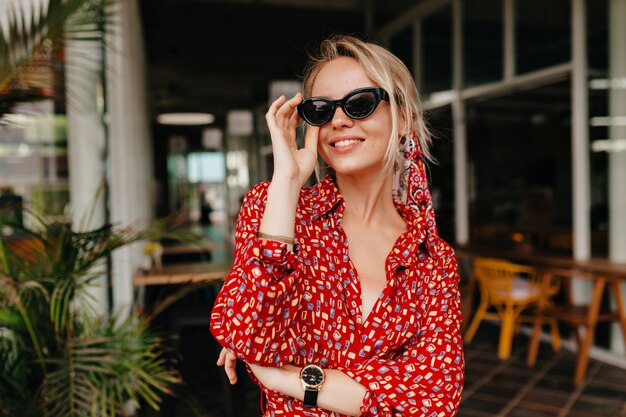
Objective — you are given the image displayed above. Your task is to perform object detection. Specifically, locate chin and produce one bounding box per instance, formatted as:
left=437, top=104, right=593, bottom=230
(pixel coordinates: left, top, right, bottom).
left=331, top=161, right=381, bottom=177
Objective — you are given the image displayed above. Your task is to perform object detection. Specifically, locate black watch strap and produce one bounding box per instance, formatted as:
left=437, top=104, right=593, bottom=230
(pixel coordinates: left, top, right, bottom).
left=303, top=388, right=319, bottom=408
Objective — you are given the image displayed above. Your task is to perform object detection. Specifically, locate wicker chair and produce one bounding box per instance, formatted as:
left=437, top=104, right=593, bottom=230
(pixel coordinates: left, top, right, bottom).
left=464, top=257, right=560, bottom=359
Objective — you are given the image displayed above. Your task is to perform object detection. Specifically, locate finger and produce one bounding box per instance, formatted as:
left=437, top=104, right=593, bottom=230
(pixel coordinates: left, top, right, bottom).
left=304, top=126, right=320, bottom=155
left=224, top=353, right=238, bottom=384
left=268, top=95, right=286, bottom=114
left=288, top=105, right=300, bottom=129
left=276, top=93, right=302, bottom=126
left=216, top=347, right=229, bottom=366
left=276, top=93, right=302, bottom=119
left=266, top=95, right=287, bottom=127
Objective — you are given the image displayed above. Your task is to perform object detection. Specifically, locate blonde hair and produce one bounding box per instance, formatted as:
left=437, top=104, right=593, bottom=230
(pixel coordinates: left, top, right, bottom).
left=301, top=35, right=432, bottom=176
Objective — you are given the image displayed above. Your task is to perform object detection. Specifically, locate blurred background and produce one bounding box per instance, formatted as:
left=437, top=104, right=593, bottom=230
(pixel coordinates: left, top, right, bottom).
left=1, top=0, right=626, bottom=416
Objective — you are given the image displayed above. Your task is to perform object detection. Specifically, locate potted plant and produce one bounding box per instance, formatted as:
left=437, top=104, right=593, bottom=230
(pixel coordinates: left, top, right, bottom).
left=1, top=3, right=205, bottom=413
left=0, top=209, right=200, bottom=417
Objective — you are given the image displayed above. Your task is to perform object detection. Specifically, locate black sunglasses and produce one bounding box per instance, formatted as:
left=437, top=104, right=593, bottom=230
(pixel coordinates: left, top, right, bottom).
left=297, top=87, right=390, bottom=126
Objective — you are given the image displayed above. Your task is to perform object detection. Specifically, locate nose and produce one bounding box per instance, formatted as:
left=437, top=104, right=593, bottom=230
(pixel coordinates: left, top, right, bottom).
left=330, top=105, right=354, bottom=129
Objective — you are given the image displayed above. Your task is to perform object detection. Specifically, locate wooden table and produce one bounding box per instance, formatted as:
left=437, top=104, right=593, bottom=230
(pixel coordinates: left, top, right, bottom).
left=161, top=241, right=214, bottom=256
left=159, top=241, right=215, bottom=263
left=133, top=261, right=231, bottom=286
left=455, top=247, right=626, bottom=385
left=133, top=261, right=232, bottom=309
left=454, top=247, right=626, bottom=276
left=527, top=266, right=626, bottom=385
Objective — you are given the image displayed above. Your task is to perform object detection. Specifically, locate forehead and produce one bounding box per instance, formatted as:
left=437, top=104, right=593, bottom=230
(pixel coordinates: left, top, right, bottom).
left=311, top=56, right=377, bottom=98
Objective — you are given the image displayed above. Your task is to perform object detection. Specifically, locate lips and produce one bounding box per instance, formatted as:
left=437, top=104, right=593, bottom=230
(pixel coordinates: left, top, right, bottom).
left=334, top=139, right=363, bottom=148
left=330, top=137, right=365, bottom=148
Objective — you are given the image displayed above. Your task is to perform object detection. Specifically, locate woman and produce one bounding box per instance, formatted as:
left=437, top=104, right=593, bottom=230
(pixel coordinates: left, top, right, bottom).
left=210, top=35, right=464, bottom=417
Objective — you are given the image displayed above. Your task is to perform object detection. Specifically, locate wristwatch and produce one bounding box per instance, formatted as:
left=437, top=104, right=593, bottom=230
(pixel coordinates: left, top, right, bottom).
left=299, top=363, right=325, bottom=408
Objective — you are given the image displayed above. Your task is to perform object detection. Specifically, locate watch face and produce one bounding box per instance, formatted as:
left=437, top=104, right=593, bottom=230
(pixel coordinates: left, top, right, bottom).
left=301, top=365, right=324, bottom=386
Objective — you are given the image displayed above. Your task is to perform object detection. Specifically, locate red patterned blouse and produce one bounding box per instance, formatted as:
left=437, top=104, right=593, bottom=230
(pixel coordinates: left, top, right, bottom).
left=210, top=175, right=464, bottom=417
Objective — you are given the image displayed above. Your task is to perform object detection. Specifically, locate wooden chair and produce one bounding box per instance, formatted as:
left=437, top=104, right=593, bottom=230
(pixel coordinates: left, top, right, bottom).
left=464, top=257, right=560, bottom=359
left=527, top=268, right=626, bottom=385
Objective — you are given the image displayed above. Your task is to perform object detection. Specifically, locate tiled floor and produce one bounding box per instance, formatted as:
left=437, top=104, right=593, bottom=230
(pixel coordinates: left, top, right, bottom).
left=461, top=324, right=626, bottom=417
left=140, top=314, right=626, bottom=417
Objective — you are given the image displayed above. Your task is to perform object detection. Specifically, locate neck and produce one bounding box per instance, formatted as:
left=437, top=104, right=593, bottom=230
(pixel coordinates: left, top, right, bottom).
left=335, top=171, right=399, bottom=226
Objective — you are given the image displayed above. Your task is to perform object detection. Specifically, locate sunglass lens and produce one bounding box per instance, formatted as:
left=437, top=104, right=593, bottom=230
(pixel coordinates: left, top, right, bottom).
left=344, top=91, right=377, bottom=119
left=301, top=100, right=334, bottom=126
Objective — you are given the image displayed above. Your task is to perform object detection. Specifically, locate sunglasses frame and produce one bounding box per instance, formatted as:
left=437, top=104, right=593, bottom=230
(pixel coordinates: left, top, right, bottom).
left=297, top=87, right=390, bottom=126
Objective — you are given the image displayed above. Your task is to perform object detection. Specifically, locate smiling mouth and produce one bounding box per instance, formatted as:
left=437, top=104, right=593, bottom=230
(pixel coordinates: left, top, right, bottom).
left=332, top=139, right=364, bottom=148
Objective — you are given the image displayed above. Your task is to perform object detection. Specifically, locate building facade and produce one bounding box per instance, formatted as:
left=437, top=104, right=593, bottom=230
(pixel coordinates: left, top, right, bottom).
left=1, top=0, right=624, bottom=354
left=378, top=0, right=625, bottom=355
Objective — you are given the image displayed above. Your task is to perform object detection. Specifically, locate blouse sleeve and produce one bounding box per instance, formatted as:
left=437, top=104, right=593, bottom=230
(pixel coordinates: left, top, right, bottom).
left=341, top=250, right=464, bottom=417
left=210, top=181, right=303, bottom=366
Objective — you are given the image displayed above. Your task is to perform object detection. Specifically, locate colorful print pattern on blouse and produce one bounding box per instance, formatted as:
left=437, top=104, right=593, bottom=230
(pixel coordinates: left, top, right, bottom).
left=210, top=175, right=464, bottom=417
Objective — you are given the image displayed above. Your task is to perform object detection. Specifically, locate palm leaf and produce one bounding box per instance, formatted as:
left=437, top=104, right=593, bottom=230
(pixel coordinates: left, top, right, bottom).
left=0, top=0, right=116, bottom=116
left=0, top=271, right=50, bottom=371
left=0, top=309, right=26, bottom=331
left=0, top=329, right=45, bottom=417
left=0, top=0, right=107, bottom=88
left=1, top=202, right=194, bottom=416
left=42, top=314, right=180, bottom=417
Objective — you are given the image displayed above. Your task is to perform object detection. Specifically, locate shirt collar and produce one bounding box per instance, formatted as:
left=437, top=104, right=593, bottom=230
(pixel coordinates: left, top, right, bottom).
left=302, top=175, right=432, bottom=261
left=391, top=200, right=432, bottom=267
left=303, top=174, right=343, bottom=221
left=393, top=200, right=429, bottom=248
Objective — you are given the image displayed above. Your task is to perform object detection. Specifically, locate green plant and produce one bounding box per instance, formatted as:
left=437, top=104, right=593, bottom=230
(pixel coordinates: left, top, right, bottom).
left=0, top=0, right=114, bottom=117
left=0, top=212, right=200, bottom=417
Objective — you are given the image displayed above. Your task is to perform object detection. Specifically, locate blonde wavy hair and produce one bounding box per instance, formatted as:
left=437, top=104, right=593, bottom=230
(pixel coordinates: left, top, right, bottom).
left=301, top=35, right=432, bottom=176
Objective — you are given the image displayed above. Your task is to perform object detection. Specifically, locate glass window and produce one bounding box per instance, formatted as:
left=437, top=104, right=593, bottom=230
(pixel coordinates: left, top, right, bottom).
left=463, top=0, right=503, bottom=87
left=515, top=0, right=570, bottom=74
left=587, top=0, right=626, bottom=260
left=389, top=26, right=414, bottom=75
left=427, top=105, right=455, bottom=243
left=188, top=152, right=225, bottom=183
left=186, top=152, right=228, bottom=233
left=422, top=4, right=453, bottom=97
left=589, top=89, right=609, bottom=258
left=467, top=80, right=572, bottom=255
left=167, top=153, right=188, bottom=213
left=1, top=101, right=69, bottom=224
left=587, top=0, right=608, bottom=73
left=588, top=0, right=609, bottom=258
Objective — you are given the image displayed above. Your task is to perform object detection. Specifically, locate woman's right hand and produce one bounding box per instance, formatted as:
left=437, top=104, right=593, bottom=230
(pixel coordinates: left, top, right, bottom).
left=265, top=94, right=319, bottom=188
left=217, top=347, right=238, bottom=385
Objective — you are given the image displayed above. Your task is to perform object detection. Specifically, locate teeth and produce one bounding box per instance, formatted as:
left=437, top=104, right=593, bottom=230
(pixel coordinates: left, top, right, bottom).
left=334, top=139, right=362, bottom=147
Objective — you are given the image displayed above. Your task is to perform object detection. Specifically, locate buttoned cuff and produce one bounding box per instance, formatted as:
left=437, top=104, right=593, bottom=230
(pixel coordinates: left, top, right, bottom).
left=245, top=238, right=298, bottom=281
left=359, top=389, right=383, bottom=417
left=343, top=368, right=392, bottom=417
